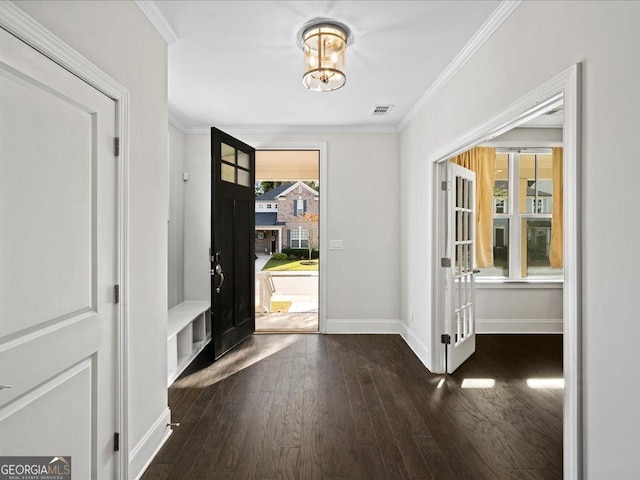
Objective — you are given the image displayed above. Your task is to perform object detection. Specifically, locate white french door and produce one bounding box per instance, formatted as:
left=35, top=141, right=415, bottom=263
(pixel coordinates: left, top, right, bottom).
left=444, top=163, right=477, bottom=373
left=0, top=26, right=118, bottom=478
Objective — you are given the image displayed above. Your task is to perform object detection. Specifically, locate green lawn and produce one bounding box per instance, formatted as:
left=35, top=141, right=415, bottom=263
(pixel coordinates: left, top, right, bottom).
left=262, top=259, right=319, bottom=272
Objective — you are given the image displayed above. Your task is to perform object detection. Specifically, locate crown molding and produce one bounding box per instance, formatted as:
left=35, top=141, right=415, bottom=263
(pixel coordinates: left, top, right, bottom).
left=135, top=0, right=178, bottom=44
left=168, top=113, right=188, bottom=133
left=174, top=124, right=400, bottom=136
left=398, top=0, right=522, bottom=131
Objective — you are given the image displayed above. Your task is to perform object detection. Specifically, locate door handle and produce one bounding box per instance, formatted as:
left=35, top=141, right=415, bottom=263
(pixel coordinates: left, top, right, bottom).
left=0, top=385, right=11, bottom=391
left=214, top=263, right=225, bottom=293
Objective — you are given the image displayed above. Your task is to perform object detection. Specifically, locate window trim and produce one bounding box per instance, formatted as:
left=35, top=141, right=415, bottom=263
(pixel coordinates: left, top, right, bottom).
left=290, top=228, right=309, bottom=248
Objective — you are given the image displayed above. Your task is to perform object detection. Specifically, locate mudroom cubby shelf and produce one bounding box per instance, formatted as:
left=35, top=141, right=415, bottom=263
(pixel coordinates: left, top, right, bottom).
left=167, top=301, right=211, bottom=386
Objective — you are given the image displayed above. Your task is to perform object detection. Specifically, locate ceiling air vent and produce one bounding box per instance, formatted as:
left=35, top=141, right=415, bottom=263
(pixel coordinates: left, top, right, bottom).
left=371, top=105, right=393, bottom=116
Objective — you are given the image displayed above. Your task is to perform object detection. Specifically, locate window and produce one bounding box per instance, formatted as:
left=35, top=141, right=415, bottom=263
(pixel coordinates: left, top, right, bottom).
left=478, top=150, right=562, bottom=279
left=290, top=229, right=309, bottom=248
left=267, top=203, right=272, bottom=209
left=296, top=199, right=304, bottom=216
left=220, top=142, right=251, bottom=187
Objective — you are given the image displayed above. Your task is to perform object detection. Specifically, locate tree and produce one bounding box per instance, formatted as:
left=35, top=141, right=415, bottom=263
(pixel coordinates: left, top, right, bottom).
left=255, top=181, right=286, bottom=196
left=300, top=212, right=319, bottom=263
left=304, top=181, right=320, bottom=192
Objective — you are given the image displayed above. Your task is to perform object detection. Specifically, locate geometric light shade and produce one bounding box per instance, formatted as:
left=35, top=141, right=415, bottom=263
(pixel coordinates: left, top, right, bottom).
left=301, top=22, right=349, bottom=92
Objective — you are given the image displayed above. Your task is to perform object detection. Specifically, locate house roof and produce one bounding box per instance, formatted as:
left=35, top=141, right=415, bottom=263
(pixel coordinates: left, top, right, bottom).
left=255, top=213, right=284, bottom=227
left=256, top=181, right=319, bottom=201
left=527, top=187, right=552, bottom=197
left=255, top=183, right=294, bottom=201
left=277, top=181, right=319, bottom=198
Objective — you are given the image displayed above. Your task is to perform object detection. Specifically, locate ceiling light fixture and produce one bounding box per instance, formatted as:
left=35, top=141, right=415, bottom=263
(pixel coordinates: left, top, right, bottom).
left=300, top=20, right=350, bottom=92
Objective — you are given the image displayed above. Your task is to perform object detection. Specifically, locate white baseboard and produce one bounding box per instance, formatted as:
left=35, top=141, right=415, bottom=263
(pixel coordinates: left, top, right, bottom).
left=130, top=407, right=172, bottom=480
left=477, top=319, right=563, bottom=334
left=325, top=318, right=401, bottom=334
left=399, top=323, right=432, bottom=371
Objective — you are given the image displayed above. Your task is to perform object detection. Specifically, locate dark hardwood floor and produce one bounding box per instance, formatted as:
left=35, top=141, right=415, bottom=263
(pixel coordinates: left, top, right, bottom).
left=142, top=334, right=562, bottom=480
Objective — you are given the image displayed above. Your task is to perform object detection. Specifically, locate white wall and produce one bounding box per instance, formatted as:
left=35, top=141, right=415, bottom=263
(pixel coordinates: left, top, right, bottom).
left=183, top=134, right=211, bottom=302
left=183, top=132, right=401, bottom=329
left=476, top=284, right=562, bottom=333
left=168, top=124, right=185, bottom=308
left=400, top=1, right=640, bottom=477
left=13, top=1, right=170, bottom=477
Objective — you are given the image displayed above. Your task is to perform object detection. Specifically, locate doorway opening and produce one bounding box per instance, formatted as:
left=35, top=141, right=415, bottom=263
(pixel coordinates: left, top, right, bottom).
left=254, top=150, right=320, bottom=333
left=431, top=65, right=581, bottom=478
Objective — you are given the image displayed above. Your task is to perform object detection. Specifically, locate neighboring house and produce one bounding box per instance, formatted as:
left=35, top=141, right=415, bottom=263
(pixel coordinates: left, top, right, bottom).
left=255, top=181, right=319, bottom=254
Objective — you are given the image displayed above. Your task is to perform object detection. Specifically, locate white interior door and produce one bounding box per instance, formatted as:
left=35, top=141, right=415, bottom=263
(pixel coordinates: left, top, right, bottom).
left=445, top=162, right=476, bottom=373
left=0, top=26, right=118, bottom=479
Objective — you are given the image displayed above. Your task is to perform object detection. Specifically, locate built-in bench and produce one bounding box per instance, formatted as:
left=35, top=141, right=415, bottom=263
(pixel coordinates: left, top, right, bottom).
left=167, top=301, right=211, bottom=386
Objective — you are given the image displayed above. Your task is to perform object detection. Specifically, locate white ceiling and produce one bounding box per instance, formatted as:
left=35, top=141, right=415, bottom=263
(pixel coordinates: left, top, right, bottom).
left=151, top=1, right=506, bottom=132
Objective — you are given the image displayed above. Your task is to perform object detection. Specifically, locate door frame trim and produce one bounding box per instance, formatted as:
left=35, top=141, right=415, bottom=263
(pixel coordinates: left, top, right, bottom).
left=0, top=3, right=131, bottom=478
left=429, top=64, right=581, bottom=479
left=251, top=142, right=327, bottom=334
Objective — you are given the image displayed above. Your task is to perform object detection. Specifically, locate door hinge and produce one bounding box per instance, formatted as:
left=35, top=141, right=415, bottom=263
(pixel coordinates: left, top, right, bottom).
left=114, top=432, right=120, bottom=452
left=441, top=334, right=451, bottom=345
left=441, top=180, right=451, bottom=191
left=114, top=284, right=120, bottom=304
left=441, top=257, right=451, bottom=268
left=114, top=137, right=120, bottom=157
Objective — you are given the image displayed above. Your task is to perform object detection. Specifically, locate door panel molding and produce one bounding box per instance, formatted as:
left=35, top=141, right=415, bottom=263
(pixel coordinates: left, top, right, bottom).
left=0, top=308, right=94, bottom=352
left=0, top=4, right=131, bottom=478
left=0, top=357, right=95, bottom=478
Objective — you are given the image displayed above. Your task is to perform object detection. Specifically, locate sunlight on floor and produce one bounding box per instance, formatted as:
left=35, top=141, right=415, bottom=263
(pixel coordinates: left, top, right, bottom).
left=171, top=335, right=305, bottom=389
left=461, top=378, right=495, bottom=389
left=200, top=334, right=303, bottom=387
left=527, top=378, right=564, bottom=389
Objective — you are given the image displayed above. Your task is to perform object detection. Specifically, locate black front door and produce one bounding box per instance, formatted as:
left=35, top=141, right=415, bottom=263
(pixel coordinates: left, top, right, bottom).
left=210, top=127, right=255, bottom=359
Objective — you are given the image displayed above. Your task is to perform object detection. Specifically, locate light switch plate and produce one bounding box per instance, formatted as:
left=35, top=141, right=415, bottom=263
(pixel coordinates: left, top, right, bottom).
left=330, top=239, right=344, bottom=250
